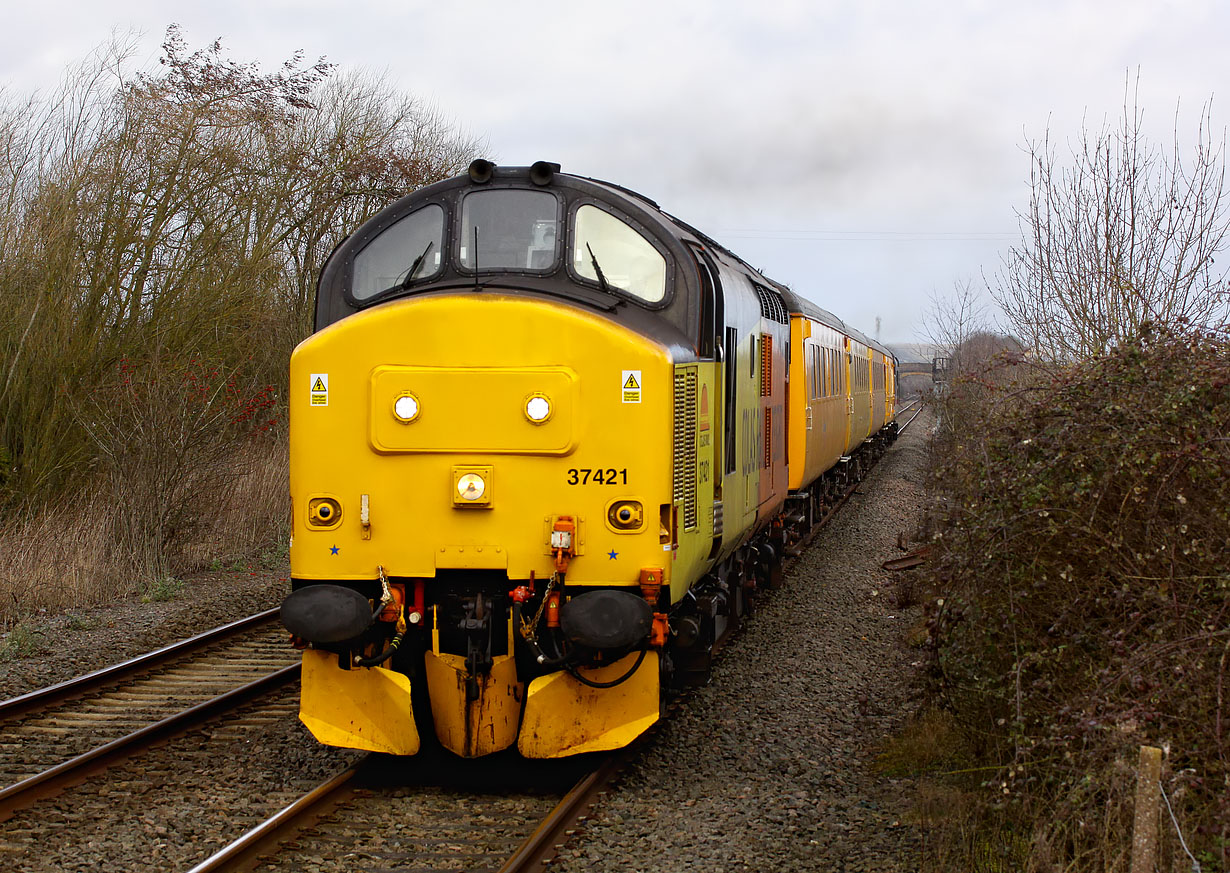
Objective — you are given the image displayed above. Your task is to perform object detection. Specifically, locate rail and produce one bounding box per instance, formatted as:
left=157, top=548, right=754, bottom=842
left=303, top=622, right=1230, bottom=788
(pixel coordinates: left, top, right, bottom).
left=186, top=762, right=361, bottom=873
left=0, top=607, right=295, bottom=821
left=0, top=607, right=280, bottom=720
left=0, top=664, right=299, bottom=822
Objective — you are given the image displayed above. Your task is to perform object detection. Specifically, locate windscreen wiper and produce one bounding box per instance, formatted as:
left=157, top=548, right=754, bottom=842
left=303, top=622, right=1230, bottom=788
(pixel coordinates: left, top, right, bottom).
left=400, top=241, right=434, bottom=290
left=586, top=243, right=611, bottom=294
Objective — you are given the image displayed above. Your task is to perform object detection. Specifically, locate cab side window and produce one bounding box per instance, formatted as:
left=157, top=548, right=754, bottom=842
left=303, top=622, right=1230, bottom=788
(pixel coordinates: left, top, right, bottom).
left=352, top=205, right=445, bottom=300
left=572, top=205, right=667, bottom=303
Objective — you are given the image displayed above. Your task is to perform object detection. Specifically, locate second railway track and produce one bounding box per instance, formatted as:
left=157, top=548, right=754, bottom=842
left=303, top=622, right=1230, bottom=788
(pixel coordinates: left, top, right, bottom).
left=0, top=609, right=300, bottom=821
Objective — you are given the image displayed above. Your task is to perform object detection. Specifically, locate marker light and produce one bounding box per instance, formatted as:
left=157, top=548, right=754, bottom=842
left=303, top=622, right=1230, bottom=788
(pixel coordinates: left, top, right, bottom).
left=457, top=473, right=486, bottom=501
left=393, top=393, right=420, bottom=422
left=607, top=499, right=644, bottom=531
left=308, top=497, right=343, bottom=528
left=525, top=394, right=551, bottom=423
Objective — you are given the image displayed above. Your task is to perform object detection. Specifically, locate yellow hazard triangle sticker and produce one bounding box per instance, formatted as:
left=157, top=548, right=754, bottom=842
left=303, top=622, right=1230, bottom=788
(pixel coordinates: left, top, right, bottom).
left=310, top=373, right=329, bottom=407
left=621, top=370, right=642, bottom=404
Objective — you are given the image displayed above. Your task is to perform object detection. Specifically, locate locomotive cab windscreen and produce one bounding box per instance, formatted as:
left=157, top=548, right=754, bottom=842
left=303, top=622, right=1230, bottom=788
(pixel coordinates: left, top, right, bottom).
left=312, top=164, right=715, bottom=360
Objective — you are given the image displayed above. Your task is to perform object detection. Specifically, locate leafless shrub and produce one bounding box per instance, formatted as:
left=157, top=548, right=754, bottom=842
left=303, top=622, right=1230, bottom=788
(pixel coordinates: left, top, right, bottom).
left=922, top=277, right=991, bottom=373
left=994, top=76, right=1230, bottom=362
left=78, top=354, right=279, bottom=579
left=186, top=436, right=290, bottom=570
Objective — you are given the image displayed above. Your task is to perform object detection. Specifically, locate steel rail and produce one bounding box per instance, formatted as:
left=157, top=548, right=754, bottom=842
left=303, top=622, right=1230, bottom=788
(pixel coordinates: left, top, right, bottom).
left=185, top=761, right=361, bottom=873
left=0, top=607, right=281, bottom=721
left=898, top=401, right=925, bottom=432
left=498, top=754, right=625, bottom=873
left=0, top=663, right=300, bottom=822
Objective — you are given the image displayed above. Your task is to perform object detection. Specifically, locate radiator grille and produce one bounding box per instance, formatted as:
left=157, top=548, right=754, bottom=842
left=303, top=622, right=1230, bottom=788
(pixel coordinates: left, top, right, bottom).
left=673, top=368, right=698, bottom=530
left=754, top=284, right=788, bottom=323
left=760, top=334, right=773, bottom=396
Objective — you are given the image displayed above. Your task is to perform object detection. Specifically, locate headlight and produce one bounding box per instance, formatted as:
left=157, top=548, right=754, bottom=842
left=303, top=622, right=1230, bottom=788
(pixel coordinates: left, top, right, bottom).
left=393, top=393, right=420, bottom=422
left=452, top=466, right=493, bottom=507
left=457, top=473, right=486, bottom=501
left=524, top=394, right=551, bottom=423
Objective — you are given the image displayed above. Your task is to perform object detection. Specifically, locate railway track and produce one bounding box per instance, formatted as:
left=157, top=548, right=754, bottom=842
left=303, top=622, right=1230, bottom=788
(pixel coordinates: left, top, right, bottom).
left=896, top=397, right=924, bottom=431
left=0, top=608, right=300, bottom=822
left=189, top=750, right=603, bottom=873
left=189, top=406, right=930, bottom=873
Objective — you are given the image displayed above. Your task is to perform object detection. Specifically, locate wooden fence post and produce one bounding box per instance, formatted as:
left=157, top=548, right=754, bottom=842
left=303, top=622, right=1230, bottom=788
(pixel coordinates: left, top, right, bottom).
left=1130, top=745, right=1163, bottom=873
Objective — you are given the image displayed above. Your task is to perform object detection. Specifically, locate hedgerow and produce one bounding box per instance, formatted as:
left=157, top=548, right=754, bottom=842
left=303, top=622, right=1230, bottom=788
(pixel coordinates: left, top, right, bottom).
left=926, top=328, right=1229, bottom=871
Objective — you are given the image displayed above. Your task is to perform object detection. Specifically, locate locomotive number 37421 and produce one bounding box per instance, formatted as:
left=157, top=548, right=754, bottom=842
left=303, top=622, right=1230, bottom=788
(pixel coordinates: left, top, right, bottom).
left=566, top=468, right=628, bottom=485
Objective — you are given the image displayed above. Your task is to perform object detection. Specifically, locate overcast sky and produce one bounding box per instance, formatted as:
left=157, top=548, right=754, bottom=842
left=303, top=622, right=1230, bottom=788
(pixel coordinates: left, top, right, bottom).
left=4, top=0, right=1226, bottom=343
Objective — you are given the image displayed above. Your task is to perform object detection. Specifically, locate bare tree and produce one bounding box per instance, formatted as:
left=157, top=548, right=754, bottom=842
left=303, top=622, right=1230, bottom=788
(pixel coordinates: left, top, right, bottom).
left=921, top=276, right=989, bottom=377
left=994, top=77, right=1230, bottom=361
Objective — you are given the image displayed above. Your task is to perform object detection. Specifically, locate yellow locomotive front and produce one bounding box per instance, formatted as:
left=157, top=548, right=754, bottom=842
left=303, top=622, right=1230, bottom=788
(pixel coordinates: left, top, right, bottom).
left=282, top=162, right=688, bottom=759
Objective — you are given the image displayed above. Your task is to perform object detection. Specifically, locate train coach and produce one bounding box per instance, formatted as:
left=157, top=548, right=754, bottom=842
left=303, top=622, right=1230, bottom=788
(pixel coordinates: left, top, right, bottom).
left=280, top=161, right=898, bottom=759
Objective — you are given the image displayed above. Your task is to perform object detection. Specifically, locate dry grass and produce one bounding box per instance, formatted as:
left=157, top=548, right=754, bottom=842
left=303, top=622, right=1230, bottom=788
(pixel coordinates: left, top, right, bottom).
left=876, top=709, right=1034, bottom=872
left=180, top=437, right=289, bottom=570
left=874, top=708, right=966, bottom=777
left=0, top=492, right=124, bottom=628
left=0, top=439, right=288, bottom=630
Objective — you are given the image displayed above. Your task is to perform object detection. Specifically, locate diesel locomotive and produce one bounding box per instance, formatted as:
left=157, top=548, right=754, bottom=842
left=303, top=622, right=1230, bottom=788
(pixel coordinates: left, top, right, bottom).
left=280, top=160, right=898, bottom=759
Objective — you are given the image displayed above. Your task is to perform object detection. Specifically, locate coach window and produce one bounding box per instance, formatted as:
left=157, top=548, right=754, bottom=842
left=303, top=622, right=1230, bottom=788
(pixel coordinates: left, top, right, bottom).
left=352, top=204, right=445, bottom=300
left=460, top=189, right=559, bottom=272
left=572, top=205, right=667, bottom=303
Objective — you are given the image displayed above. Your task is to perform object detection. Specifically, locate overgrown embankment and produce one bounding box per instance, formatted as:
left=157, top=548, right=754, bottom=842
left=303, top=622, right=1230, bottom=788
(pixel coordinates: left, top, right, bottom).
left=922, top=331, right=1228, bottom=871
left=0, top=28, right=481, bottom=624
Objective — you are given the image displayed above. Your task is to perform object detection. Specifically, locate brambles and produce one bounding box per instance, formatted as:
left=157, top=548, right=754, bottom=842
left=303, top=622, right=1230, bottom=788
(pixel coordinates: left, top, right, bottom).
left=925, top=328, right=1229, bottom=870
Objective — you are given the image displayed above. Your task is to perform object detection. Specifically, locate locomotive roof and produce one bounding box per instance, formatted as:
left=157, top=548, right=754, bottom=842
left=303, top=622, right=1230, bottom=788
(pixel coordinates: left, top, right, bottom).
left=315, top=161, right=894, bottom=363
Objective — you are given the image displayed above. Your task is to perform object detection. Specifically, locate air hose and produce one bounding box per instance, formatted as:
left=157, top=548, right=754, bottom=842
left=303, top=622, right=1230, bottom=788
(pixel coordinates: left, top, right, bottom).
left=355, top=566, right=403, bottom=667
left=565, top=644, right=648, bottom=689
left=514, top=602, right=571, bottom=668
left=353, top=629, right=404, bottom=667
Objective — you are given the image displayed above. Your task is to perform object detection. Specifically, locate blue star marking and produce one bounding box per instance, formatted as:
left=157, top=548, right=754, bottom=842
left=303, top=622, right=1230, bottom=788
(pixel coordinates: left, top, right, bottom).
left=607, top=549, right=618, bottom=560
left=330, top=545, right=340, bottom=555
